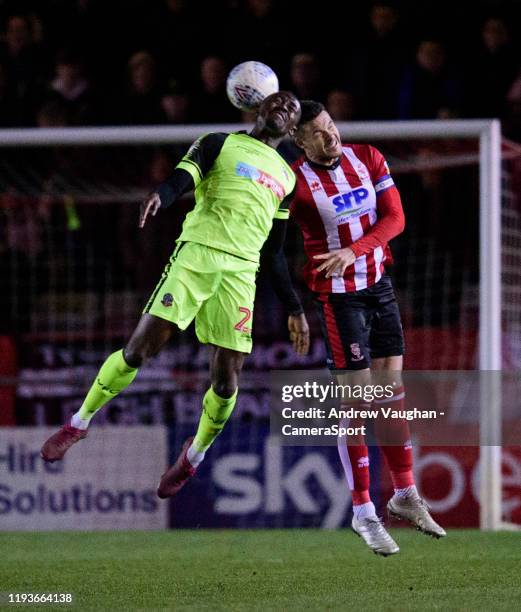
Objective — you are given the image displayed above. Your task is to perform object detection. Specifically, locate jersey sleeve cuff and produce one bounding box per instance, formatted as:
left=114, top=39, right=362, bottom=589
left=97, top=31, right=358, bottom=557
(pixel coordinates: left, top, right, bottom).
left=274, top=209, right=290, bottom=220
left=177, top=160, right=203, bottom=187
left=350, top=242, right=363, bottom=258
left=158, top=183, right=175, bottom=208
left=289, top=306, right=304, bottom=316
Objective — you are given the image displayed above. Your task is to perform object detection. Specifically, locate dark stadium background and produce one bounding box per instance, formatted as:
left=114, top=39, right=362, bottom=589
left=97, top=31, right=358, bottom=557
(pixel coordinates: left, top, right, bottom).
left=0, top=0, right=519, bottom=130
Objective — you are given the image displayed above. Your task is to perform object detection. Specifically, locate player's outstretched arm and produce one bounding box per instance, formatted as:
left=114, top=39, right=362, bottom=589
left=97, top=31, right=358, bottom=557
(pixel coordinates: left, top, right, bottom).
left=139, top=168, right=195, bottom=228
left=139, top=132, right=228, bottom=228
left=346, top=147, right=405, bottom=256
left=260, top=218, right=310, bottom=356
left=348, top=186, right=405, bottom=257
left=139, top=192, right=162, bottom=227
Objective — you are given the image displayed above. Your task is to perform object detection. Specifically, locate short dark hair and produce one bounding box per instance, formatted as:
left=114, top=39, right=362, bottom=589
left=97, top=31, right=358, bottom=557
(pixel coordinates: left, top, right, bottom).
left=298, top=100, right=325, bottom=127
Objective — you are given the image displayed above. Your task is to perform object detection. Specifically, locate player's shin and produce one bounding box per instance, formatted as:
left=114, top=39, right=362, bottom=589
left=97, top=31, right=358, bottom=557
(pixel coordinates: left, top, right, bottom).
left=72, top=349, right=138, bottom=429
left=340, top=410, right=400, bottom=555
left=187, top=387, right=238, bottom=467
left=378, top=390, right=446, bottom=537
left=374, top=386, right=417, bottom=498
left=337, top=410, right=375, bottom=518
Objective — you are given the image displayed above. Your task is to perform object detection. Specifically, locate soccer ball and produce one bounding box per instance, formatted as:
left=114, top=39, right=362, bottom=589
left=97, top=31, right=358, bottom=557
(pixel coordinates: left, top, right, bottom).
left=226, top=61, right=279, bottom=112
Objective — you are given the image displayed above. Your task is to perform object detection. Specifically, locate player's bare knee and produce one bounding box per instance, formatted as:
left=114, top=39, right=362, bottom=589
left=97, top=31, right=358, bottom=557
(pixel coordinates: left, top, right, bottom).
left=371, top=355, right=403, bottom=371
left=124, top=333, right=163, bottom=367
left=122, top=347, right=144, bottom=368
left=212, top=380, right=237, bottom=399
left=371, top=356, right=403, bottom=388
left=336, top=368, right=371, bottom=388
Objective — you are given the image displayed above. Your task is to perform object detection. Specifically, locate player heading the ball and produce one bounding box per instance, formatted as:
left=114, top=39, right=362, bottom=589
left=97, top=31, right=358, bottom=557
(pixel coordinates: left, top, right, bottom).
left=41, top=89, right=310, bottom=503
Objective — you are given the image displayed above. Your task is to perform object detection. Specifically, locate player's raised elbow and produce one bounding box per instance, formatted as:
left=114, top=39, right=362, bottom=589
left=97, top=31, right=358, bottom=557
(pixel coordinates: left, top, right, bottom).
left=395, top=210, right=405, bottom=235
left=378, top=186, right=405, bottom=237
left=384, top=208, right=405, bottom=240
left=391, top=189, right=405, bottom=235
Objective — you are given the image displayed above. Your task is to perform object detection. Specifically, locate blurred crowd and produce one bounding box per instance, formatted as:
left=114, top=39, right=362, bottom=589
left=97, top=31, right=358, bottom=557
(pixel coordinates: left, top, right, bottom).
left=0, top=0, right=520, bottom=139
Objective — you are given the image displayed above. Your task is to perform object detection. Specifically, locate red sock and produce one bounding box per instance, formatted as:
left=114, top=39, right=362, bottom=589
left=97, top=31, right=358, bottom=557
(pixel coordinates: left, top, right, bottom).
left=337, top=409, right=371, bottom=504
left=374, top=387, right=415, bottom=489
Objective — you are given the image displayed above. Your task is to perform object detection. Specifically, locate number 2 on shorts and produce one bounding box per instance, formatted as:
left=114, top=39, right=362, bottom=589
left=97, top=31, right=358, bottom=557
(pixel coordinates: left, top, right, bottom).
left=234, top=306, right=252, bottom=332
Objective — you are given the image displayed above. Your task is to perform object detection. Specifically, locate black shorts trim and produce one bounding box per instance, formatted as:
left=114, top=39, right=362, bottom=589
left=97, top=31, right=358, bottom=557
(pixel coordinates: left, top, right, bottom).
left=314, top=274, right=404, bottom=371
left=143, top=242, right=186, bottom=313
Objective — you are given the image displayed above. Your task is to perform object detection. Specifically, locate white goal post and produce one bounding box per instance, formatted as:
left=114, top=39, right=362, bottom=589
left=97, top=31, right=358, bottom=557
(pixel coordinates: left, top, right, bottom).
left=0, top=119, right=504, bottom=530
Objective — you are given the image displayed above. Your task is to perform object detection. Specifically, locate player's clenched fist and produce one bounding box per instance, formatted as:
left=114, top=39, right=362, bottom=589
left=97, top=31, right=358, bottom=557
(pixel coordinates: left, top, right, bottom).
left=139, top=192, right=161, bottom=228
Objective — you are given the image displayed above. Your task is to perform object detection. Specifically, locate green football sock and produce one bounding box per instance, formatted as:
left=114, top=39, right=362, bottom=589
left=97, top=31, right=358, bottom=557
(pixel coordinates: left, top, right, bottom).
left=78, top=349, right=138, bottom=420
left=192, top=387, right=238, bottom=452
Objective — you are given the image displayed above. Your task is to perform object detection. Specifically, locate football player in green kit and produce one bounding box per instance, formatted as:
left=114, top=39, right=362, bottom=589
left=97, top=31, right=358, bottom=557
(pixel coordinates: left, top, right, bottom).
left=41, top=92, right=310, bottom=499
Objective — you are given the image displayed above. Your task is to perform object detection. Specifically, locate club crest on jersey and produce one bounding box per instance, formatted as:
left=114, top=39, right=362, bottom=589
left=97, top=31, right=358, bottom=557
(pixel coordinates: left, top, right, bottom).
left=356, top=163, right=370, bottom=181
left=357, top=455, right=369, bottom=468
left=331, top=188, right=369, bottom=213
left=186, top=138, right=202, bottom=158
left=161, top=293, right=174, bottom=307
left=236, top=161, right=285, bottom=200
left=350, top=343, right=364, bottom=362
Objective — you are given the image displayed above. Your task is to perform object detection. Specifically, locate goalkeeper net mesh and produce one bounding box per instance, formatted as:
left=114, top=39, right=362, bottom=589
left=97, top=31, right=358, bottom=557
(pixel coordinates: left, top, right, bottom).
left=0, top=131, right=520, bottom=528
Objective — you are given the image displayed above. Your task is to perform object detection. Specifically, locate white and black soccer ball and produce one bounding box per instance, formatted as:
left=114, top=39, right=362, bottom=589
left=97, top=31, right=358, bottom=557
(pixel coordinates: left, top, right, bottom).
left=226, top=61, right=279, bottom=112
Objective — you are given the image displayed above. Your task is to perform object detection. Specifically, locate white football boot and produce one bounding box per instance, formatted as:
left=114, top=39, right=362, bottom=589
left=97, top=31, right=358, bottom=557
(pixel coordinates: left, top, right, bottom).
left=387, top=494, right=447, bottom=538
left=351, top=515, right=400, bottom=556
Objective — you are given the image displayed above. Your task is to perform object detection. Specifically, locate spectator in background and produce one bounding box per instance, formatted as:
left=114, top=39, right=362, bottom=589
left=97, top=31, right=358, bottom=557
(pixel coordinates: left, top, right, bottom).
left=326, top=89, right=356, bottom=121
left=144, top=0, right=199, bottom=85
left=289, top=53, right=323, bottom=100
left=466, top=17, right=519, bottom=118
left=36, top=99, right=69, bottom=128
left=232, top=0, right=288, bottom=76
left=348, top=3, right=407, bottom=119
left=161, top=80, right=189, bottom=124
left=42, top=0, right=131, bottom=86
left=190, top=55, right=240, bottom=123
left=121, top=51, right=164, bottom=125
left=0, top=14, right=47, bottom=125
left=0, top=62, right=17, bottom=126
left=504, top=71, right=521, bottom=142
left=399, top=40, right=462, bottom=119
left=43, top=50, right=96, bottom=125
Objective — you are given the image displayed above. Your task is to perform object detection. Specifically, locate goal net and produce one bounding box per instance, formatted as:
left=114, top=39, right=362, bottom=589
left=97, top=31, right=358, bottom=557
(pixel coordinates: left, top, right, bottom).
left=0, top=121, right=519, bottom=531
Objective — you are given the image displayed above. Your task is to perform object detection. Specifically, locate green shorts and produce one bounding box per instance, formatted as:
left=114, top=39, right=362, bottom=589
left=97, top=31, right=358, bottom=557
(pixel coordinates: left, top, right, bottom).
left=144, top=242, right=257, bottom=353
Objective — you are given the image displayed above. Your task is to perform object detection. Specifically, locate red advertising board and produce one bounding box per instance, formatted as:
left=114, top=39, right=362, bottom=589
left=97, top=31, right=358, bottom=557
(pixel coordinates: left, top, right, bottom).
left=382, top=446, right=521, bottom=527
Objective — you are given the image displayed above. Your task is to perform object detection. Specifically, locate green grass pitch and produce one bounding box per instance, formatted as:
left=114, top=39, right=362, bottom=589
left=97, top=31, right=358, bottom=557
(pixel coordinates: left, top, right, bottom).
left=1, top=529, right=520, bottom=611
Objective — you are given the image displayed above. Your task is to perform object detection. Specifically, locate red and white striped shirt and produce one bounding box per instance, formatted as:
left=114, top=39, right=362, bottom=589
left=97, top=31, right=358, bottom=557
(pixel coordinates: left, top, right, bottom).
left=290, top=144, right=405, bottom=293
